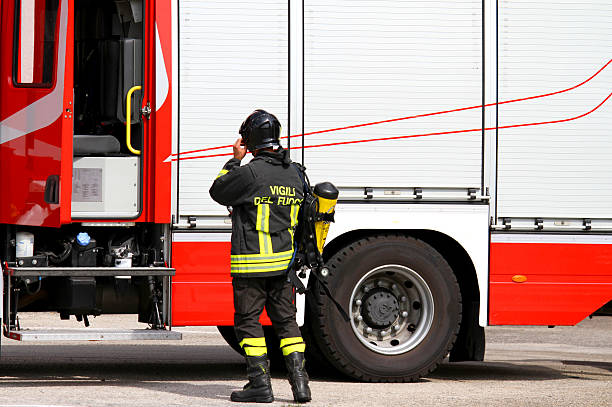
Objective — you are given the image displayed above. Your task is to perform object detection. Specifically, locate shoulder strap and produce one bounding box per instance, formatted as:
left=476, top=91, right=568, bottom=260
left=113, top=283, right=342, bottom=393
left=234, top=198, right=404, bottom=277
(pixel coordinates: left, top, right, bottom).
left=292, top=162, right=311, bottom=195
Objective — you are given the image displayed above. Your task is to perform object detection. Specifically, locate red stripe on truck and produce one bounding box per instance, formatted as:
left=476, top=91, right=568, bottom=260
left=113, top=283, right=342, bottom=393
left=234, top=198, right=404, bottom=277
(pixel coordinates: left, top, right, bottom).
left=171, top=240, right=272, bottom=326
left=489, top=242, right=612, bottom=325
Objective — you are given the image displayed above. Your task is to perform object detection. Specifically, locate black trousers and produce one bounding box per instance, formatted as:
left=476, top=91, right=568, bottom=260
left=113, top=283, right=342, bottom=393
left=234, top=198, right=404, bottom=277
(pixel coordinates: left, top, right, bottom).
left=232, top=275, right=301, bottom=343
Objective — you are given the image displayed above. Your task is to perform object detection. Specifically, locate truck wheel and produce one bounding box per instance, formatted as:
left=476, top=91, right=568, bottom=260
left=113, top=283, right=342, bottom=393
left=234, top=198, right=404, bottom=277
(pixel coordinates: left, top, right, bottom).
left=301, top=310, right=338, bottom=375
left=217, top=326, right=243, bottom=355
left=309, top=235, right=461, bottom=382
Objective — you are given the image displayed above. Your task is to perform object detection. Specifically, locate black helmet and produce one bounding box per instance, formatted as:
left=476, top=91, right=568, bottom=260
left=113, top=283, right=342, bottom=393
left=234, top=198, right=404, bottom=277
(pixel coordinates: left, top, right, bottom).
left=239, top=109, right=281, bottom=152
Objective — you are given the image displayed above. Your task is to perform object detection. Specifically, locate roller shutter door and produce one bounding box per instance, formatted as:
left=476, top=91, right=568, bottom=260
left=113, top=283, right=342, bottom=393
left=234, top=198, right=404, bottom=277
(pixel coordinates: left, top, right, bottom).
left=177, top=1, right=289, bottom=218
left=303, top=1, right=483, bottom=189
left=497, top=0, right=612, bottom=219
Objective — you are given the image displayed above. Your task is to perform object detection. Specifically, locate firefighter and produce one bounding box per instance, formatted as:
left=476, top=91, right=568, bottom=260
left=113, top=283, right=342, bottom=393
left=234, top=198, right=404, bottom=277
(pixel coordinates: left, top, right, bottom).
left=209, top=110, right=311, bottom=404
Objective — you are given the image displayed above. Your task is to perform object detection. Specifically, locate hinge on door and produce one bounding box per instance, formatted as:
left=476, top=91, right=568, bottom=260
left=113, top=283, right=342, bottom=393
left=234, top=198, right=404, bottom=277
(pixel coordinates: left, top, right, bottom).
left=141, top=102, right=152, bottom=119
left=502, top=218, right=511, bottom=230
left=413, top=188, right=423, bottom=200
left=188, top=216, right=197, bottom=228
left=535, top=218, right=544, bottom=230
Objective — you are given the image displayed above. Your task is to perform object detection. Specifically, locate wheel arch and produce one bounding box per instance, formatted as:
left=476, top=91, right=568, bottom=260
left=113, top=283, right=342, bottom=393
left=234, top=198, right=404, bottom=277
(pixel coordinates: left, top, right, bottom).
left=322, top=228, right=485, bottom=361
left=323, top=229, right=479, bottom=304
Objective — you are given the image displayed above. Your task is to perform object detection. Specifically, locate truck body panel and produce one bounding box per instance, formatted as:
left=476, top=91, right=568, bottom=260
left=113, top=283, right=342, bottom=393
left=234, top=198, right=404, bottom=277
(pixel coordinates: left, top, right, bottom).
left=1, top=1, right=611, bottom=369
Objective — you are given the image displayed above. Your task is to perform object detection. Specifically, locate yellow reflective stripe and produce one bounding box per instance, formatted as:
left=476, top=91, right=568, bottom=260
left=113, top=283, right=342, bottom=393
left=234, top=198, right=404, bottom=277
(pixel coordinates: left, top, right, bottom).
left=290, top=204, right=300, bottom=227
left=231, top=250, right=293, bottom=263
left=262, top=204, right=270, bottom=233
left=280, top=337, right=305, bottom=356
left=279, top=337, right=304, bottom=347
left=257, top=205, right=265, bottom=253
left=231, top=259, right=291, bottom=273
left=257, top=204, right=272, bottom=254
left=244, top=346, right=267, bottom=356
left=288, top=204, right=300, bottom=247
left=240, top=337, right=266, bottom=348
left=240, top=337, right=268, bottom=357
left=281, top=343, right=305, bottom=355
left=216, top=169, right=229, bottom=179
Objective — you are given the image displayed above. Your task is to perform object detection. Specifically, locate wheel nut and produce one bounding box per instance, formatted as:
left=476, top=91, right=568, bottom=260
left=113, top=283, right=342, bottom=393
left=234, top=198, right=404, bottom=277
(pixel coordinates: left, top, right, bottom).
left=366, top=327, right=373, bottom=334
left=380, top=330, right=387, bottom=336
left=401, top=311, right=409, bottom=318
left=391, top=284, right=397, bottom=290
left=355, top=299, right=362, bottom=306
left=357, top=315, right=363, bottom=322
left=400, top=296, right=407, bottom=302
left=394, top=325, right=400, bottom=331
left=377, top=280, right=384, bottom=287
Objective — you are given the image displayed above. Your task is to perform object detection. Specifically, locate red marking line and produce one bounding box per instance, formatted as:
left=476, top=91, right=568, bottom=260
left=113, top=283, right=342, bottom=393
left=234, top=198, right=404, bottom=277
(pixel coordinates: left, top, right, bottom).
left=172, top=91, right=612, bottom=162
left=168, top=59, right=612, bottom=162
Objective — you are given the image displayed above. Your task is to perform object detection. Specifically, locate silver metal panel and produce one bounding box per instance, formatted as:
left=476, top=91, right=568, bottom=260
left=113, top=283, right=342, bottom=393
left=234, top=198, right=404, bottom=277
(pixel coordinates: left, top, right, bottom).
left=7, top=329, right=182, bottom=342
left=497, top=0, right=612, bottom=219
left=72, top=156, right=139, bottom=218
left=303, top=0, right=483, bottom=189
left=177, top=1, right=289, bottom=217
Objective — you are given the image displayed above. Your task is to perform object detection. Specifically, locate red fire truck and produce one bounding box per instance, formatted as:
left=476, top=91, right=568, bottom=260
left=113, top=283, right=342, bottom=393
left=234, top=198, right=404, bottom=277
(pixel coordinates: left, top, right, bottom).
left=1, top=0, right=611, bottom=382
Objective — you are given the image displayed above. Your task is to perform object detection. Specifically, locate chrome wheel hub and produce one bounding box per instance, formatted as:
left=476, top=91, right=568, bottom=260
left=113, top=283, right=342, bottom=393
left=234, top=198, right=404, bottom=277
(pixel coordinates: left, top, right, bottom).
left=349, top=264, right=434, bottom=355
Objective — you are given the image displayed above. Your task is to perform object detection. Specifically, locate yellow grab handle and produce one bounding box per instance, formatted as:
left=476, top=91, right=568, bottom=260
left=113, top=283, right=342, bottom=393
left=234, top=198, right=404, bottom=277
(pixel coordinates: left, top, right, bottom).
left=126, top=85, right=142, bottom=155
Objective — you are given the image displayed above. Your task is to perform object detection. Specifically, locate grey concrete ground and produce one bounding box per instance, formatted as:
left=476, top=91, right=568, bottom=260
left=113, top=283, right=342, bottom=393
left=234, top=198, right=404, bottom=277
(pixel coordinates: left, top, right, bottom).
left=0, top=313, right=610, bottom=407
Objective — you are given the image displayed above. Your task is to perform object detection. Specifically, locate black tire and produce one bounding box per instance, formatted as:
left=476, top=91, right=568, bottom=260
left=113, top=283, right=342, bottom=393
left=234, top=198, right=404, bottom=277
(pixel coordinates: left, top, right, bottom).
left=308, top=234, right=461, bottom=382
left=217, top=326, right=243, bottom=355
left=301, top=310, right=338, bottom=376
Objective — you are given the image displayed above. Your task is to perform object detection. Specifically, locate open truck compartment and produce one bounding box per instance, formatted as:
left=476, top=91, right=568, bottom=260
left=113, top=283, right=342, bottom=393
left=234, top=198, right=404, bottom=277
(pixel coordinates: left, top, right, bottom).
left=72, top=0, right=143, bottom=219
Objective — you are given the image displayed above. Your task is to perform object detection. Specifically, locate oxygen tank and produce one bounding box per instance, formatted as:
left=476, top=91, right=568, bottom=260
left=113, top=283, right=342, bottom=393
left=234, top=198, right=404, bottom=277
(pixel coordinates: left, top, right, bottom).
left=313, top=182, right=339, bottom=254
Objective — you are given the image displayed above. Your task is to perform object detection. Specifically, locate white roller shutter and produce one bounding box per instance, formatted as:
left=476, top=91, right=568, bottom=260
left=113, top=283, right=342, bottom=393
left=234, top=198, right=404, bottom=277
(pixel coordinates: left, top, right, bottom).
left=497, top=0, right=612, bottom=219
left=303, top=1, right=483, bottom=188
left=177, top=1, right=289, bottom=218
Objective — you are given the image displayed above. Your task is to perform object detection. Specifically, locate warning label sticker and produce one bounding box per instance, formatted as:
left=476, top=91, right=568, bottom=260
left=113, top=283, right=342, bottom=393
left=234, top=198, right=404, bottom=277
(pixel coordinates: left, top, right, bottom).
left=72, top=168, right=103, bottom=202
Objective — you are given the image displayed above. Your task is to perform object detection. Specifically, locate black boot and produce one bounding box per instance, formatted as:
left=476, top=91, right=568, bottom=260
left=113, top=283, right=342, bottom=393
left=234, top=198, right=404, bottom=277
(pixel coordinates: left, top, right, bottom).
left=231, top=355, right=274, bottom=403
left=284, top=352, right=311, bottom=403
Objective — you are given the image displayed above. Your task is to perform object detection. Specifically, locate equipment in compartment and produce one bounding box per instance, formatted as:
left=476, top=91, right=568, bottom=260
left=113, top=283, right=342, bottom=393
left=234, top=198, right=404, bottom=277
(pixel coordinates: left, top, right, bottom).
left=70, top=232, right=100, bottom=267
left=72, top=156, right=139, bottom=218
left=15, top=232, right=34, bottom=258
left=106, top=236, right=137, bottom=268
left=15, top=231, right=47, bottom=266
left=56, top=277, right=98, bottom=318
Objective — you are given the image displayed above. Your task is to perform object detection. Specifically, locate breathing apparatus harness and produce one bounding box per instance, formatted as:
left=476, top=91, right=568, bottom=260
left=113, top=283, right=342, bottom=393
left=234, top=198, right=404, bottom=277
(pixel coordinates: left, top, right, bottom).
left=287, top=163, right=350, bottom=322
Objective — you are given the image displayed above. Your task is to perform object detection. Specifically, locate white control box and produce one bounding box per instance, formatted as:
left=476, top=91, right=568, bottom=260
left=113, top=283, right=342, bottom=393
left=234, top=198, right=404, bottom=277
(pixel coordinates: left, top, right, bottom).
left=72, top=156, right=139, bottom=218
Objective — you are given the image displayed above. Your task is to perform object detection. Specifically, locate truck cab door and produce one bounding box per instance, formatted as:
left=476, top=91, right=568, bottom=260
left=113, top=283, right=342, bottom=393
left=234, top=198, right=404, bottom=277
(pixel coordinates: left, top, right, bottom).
left=0, top=0, right=73, bottom=227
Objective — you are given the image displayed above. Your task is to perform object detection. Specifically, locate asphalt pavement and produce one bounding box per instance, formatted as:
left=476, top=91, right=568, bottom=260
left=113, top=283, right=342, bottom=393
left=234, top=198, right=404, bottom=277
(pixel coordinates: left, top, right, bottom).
left=0, top=313, right=610, bottom=407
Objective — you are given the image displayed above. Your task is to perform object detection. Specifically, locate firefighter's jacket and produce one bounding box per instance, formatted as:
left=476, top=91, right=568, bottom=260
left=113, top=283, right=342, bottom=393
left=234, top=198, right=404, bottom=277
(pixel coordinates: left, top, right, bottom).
left=209, top=147, right=304, bottom=277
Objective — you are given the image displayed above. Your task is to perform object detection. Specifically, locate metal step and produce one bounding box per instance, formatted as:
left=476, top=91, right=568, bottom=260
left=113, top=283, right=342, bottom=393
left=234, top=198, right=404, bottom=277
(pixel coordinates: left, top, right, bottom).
left=5, top=328, right=182, bottom=342
left=8, top=266, right=175, bottom=277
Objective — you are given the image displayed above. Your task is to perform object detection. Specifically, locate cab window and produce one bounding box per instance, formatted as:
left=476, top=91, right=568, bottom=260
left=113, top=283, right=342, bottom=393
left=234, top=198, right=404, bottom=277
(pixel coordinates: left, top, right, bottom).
left=13, top=0, right=59, bottom=86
